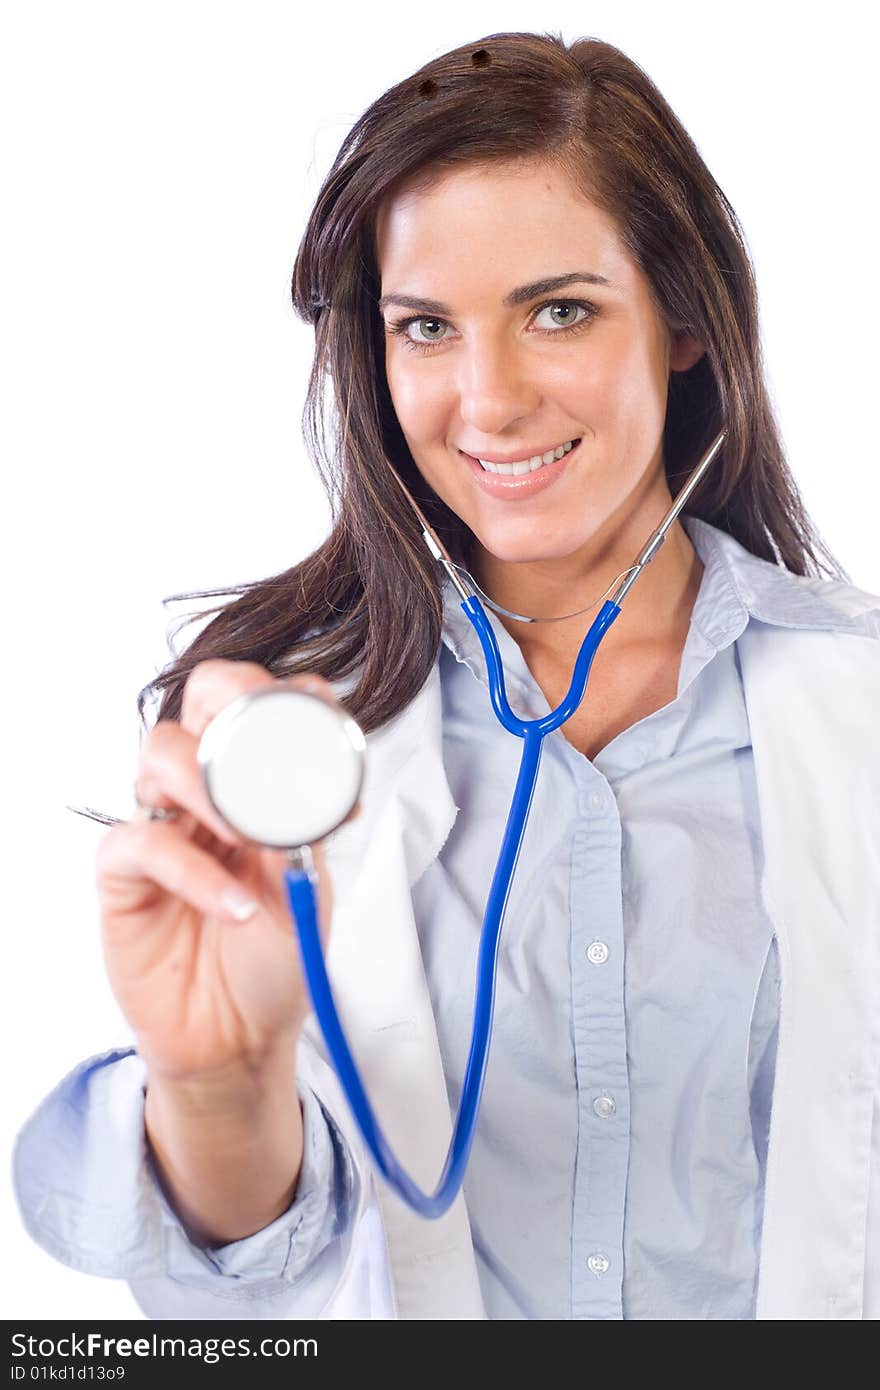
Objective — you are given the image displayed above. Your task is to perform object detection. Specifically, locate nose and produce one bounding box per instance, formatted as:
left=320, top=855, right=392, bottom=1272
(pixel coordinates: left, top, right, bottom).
left=455, top=332, right=542, bottom=438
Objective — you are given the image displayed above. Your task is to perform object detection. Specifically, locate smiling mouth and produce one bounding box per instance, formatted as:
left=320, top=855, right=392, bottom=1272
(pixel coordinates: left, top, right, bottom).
left=458, top=438, right=582, bottom=499
left=460, top=438, right=581, bottom=476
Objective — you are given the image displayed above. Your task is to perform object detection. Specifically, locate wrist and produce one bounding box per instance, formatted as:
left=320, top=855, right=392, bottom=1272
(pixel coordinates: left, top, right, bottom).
left=142, top=1037, right=306, bottom=1248
left=142, top=1031, right=302, bottom=1117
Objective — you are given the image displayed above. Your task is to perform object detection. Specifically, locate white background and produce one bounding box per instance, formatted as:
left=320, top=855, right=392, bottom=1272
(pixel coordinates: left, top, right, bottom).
left=2, top=0, right=877, bottom=1320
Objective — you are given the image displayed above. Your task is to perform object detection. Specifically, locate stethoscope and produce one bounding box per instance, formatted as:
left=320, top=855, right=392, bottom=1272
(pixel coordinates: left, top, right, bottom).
left=197, top=429, right=727, bottom=1218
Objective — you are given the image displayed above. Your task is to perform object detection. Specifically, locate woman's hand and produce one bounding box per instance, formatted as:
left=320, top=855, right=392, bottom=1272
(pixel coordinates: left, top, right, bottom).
left=95, top=660, right=359, bottom=1083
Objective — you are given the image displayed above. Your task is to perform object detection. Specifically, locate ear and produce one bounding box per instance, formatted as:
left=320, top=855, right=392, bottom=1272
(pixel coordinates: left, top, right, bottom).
left=669, top=330, right=705, bottom=373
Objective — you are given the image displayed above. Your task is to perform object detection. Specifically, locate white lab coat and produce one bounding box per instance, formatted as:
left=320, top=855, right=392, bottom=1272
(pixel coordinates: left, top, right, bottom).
left=128, top=571, right=880, bottom=1321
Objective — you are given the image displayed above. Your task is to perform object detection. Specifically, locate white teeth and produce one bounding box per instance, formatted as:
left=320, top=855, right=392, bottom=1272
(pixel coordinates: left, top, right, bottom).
left=477, top=439, right=578, bottom=475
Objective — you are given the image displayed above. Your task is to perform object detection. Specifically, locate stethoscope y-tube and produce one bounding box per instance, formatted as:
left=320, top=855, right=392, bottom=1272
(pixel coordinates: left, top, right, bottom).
left=280, top=430, right=727, bottom=1218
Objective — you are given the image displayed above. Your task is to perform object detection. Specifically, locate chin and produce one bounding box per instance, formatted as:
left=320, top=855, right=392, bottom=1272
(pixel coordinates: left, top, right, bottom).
left=472, top=522, right=583, bottom=558
left=477, top=536, right=580, bottom=566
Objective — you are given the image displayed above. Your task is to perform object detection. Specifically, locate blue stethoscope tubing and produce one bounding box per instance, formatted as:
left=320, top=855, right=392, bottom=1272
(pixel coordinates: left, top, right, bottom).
left=283, top=592, right=622, bottom=1218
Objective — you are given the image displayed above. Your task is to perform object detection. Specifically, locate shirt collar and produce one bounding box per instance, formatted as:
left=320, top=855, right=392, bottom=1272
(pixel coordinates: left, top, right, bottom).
left=683, top=515, right=872, bottom=639
left=440, top=513, right=873, bottom=687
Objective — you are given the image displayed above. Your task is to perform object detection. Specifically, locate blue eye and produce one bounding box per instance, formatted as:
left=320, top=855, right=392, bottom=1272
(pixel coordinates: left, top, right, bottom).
left=384, top=298, right=599, bottom=355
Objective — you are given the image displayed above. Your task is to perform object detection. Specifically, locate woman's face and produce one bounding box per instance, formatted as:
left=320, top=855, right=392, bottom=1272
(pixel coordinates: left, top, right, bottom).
left=375, top=159, right=703, bottom=592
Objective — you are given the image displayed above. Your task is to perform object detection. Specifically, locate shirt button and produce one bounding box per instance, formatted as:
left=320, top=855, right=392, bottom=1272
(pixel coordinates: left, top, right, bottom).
left=590, top=791, right=603, bottom=809
left=593, top=1094, right=616, bottom=1119
left=587, top=1252, right=610, bottom=1274
left=586, top=940, right=609, bottom=964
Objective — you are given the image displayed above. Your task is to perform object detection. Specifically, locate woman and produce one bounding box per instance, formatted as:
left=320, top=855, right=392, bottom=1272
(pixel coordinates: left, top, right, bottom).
left=14, top=32, right=880, bottom=1320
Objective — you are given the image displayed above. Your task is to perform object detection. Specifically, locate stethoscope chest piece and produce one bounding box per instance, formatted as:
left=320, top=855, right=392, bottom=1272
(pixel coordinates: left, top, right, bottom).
left=197, top=686, right=365, bottom=849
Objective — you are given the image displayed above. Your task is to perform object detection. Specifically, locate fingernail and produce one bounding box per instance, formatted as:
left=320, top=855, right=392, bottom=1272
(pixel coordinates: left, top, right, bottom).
left=220, top=888, right=259, bottom=922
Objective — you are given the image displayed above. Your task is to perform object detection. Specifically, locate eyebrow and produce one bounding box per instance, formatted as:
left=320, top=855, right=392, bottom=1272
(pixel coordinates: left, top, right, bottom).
left=377, top=271, right=611, bottom=316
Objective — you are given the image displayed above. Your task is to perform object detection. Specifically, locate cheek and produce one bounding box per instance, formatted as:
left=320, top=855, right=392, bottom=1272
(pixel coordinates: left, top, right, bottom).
left=583, top=335, right=660, bottom=426
left=386, top=359, right=449, bottom=438
left=580, top=331, right=628, bottom=390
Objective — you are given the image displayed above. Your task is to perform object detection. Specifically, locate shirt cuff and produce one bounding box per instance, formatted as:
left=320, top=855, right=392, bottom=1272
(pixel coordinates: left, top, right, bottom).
left=148, top=1067, right=359, bottom=1282
left=13, top=1045, right=361, bottom=1293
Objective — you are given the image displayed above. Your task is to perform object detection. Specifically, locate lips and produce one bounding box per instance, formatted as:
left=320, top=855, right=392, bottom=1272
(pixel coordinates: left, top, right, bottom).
left=462, top=438, right=579, bottom=469
left=459, top=438, right=581, bottom=499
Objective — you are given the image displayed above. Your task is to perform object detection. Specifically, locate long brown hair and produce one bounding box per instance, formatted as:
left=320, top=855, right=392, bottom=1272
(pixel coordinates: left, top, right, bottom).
left=136, top=30, right=850, bottom=740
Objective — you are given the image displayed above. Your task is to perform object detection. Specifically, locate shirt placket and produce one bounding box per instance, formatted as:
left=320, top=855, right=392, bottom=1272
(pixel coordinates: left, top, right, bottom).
left=569, top=773, right=631, bottom=1319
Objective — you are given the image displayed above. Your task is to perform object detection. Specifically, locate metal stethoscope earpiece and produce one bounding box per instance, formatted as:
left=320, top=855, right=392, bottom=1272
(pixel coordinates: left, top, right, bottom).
left=198, top=428, right=728, bottom=1221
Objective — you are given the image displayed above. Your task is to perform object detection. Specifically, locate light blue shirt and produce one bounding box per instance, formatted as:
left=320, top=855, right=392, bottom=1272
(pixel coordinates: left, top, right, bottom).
left=420, top=511, right=777, bottom=1319
left=12, top=516, right=856, bottom=1319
